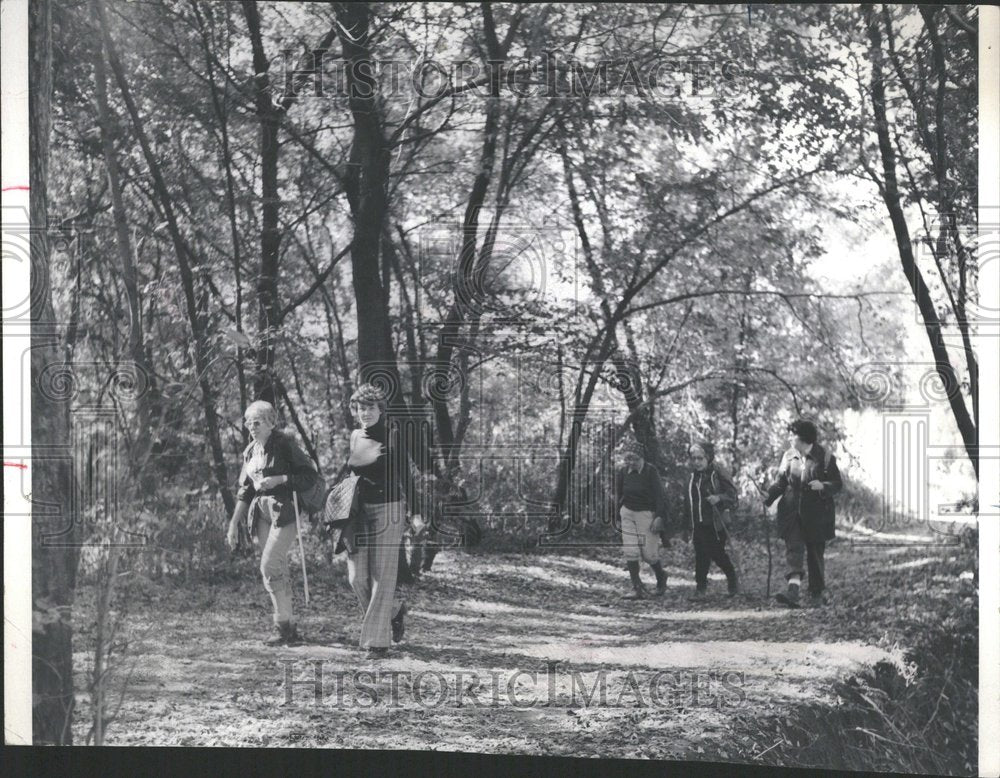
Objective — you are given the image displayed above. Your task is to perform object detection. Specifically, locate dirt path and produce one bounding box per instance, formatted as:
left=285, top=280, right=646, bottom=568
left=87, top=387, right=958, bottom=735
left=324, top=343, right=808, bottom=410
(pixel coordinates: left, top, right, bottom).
left=71, top=530, right=966, bottom=760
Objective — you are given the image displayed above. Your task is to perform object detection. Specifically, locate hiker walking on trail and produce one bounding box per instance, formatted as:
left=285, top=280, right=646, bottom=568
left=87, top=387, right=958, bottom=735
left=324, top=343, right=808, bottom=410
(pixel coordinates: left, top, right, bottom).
left=615, top=440, right=669, bottom=600
left=683, top=441, right=740, bottom=599
left=763, top=419, right=843, bottom=608
left=226, top=401, right=320, bottom=646
left=343, top=384, right=424, bottom=657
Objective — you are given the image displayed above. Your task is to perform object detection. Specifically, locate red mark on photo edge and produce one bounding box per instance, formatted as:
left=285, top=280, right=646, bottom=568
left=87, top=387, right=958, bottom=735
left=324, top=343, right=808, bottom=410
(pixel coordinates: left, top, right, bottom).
left=2, top=186, right=30, bottom=192
left=4, top=462, right=29, bottom=469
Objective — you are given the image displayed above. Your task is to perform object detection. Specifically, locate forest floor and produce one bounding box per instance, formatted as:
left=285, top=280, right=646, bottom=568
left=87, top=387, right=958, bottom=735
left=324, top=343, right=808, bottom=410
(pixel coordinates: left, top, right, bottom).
left=71, top=520, right=975, bottom=764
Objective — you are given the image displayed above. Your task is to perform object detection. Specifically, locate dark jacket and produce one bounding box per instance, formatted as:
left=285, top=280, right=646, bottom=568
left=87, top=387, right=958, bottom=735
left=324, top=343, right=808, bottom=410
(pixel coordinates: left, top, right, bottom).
left=348, top=419, right=421, bottom=516
left=684, top=464, right=737, bottom=536
left=236, top=430, right=319, bottom=529
left=615, top=462, right=668, bottom=519
left=764, top=443, right=843, bottom=543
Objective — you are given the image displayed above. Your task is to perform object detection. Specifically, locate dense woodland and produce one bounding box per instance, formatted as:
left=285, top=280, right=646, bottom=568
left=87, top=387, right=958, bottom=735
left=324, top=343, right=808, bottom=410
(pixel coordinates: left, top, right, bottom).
left=27, top=1, right=979, bottom=764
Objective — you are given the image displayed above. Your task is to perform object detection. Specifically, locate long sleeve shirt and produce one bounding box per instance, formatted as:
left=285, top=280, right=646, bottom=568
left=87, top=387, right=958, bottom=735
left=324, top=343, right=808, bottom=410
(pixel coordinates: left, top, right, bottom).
left=236, top=430, right=319, bottom=528
left=686, top=465, right=737, bottom=533
left=764, top=444, right=843, bottom=534
left=347, top=419, right=421, bottom=515
left=615, top=462, right=668, bottom=517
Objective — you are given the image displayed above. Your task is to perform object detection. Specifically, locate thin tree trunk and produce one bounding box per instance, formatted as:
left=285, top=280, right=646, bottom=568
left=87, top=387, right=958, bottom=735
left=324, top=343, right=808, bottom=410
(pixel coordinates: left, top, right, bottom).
left=95, top=0, right=236, bottom=512
left=30, top=0, right=81, bottom=743
left=91, top=0, right=156, bottom=477
left=385, top=233, right=423, bottom=405
left=242, top=0, right=282, bottom=402
left=864, top=4, right=978, bottom=477
left=192, top=0, right=249, bottom=428
left=917, top=5, right=979, bottom=430
left=552, top=325, right=619, bottom=521
left=430, top=3, right=508, bottom=448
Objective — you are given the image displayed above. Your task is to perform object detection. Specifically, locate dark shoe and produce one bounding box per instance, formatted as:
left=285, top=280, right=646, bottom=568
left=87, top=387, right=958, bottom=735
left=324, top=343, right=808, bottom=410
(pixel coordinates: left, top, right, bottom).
left=621, top=583, right=649, bottom=600
left=687, top=588, right=707, bottom=601
left=775, top=582, right=801, bottom=607
left=284, top=624, right=304, bottom=645
left=391, top=603, right=408, bottom=643
left=367, top=646, right=389, bottom=658
left=727, top=577, right=741, bottom=597
left=652, top=565, right=667, bottom=596
left=808, top=591, right=827, bottom=608
left=420, top=548, right=438, bottom=572
left=263, top=621, right=298, bottom=646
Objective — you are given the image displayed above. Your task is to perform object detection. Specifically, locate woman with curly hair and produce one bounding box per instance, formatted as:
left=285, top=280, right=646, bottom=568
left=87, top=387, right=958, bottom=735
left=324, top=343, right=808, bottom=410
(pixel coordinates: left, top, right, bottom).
left=343, top=383, right=424, bottom=657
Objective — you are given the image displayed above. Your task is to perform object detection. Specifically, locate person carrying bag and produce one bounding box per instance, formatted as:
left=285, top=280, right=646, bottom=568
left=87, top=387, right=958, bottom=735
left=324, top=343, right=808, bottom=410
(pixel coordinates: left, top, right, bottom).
left=338, top=384, right=426, bottom=657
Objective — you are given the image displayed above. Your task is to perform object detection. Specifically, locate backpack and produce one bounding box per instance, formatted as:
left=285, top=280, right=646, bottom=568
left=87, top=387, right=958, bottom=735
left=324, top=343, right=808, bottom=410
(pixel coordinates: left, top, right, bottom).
left=282, top=431, right=328, bottom=516
left=709, top=467, right=736, bottom=533
left=296, top=458, right=329, bottom=515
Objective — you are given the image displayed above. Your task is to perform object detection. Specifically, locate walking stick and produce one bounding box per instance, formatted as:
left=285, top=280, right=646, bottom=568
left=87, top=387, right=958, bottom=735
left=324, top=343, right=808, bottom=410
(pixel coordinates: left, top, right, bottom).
left=764, top=503, right=772, bottom=599
left=748, top=473, right=773, bottom=600
left=293, top=491, right=310, bottom=607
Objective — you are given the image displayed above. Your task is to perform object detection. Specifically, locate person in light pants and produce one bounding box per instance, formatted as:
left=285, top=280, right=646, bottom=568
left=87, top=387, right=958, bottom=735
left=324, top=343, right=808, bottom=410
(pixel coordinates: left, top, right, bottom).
left=226, top=400, right=319, bottom=646
left=615, top=440, right=669, bottom=600
left=344, top=384, right=424, bottom=656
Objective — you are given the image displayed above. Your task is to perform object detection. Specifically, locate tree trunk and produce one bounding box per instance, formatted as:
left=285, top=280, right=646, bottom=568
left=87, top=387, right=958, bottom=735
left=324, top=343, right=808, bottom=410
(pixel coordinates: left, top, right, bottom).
left=31, top=0, right=82, bottom=743
left=95, top=0, right=236, bottom=512
left=430, top=4, right=510, bottom=451
left=335, top=2, right=400, bottom=398
left=551, top=325, right=619, bottom=523
left=193, top=1, right=250, bottom=426
left=242, top=0, right=282, bottom=402
left=91, top=0, right=157, bottom=480
left=916, top=5, right=979, bottom=431
left=864, top=4, right=978, bottom=478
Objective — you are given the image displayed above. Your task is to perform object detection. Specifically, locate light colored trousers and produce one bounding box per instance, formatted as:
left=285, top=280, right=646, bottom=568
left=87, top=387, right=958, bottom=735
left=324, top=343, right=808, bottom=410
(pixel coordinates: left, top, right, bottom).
left=256, top=516, right=297, bottom=625
left=345, top=501, right=407, bottom=648
left=620, top=506, right=661, bottom=564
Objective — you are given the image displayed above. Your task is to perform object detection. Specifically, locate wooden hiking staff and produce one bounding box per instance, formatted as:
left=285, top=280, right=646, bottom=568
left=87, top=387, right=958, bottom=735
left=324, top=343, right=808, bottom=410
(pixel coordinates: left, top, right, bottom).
left=748, top=473, right=773, bottom=599
left=293, top=491, right=310, bottom=606
left=764, top=503, right=772, bottom=599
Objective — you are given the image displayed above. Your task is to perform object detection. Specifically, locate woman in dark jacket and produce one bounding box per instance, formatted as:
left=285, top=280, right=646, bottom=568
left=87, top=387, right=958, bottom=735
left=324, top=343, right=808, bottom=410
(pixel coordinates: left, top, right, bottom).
left=764, top=419, right=843, bottom=607
left=683, top=441, right=740, bottom=598
left=343, top=383, right=424, bottom=656
left=226, top=400, right=320, bottom=645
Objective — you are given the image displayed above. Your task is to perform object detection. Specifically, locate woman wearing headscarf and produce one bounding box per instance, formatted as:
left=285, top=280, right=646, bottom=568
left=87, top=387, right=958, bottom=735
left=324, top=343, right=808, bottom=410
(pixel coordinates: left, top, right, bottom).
left=614, top=440, right=669, bottom=599
left=343, top=383, right=424, bottom=657
left=683, top=440, right=740, bottom=598
left=225, top=400, right=320, bottom=645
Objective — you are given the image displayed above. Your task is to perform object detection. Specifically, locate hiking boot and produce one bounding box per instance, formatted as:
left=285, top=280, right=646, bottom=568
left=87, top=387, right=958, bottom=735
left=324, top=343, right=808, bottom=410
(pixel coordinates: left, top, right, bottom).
left=775, top=582, right=801, bottom=608
left=621, top=583, right=649, bottom=600
left=263, top=621, right=300, bottom=647
left=652, top=565, right=668, bottom=597
left=284, top=623, right=304, bottom=645
left=391, top=603, right=408, bottom=643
